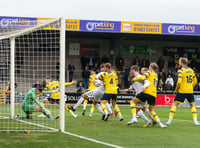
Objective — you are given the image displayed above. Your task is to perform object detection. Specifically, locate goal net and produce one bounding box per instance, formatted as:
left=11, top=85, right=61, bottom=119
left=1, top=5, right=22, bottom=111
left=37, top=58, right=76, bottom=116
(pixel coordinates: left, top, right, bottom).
left=0, top=17, right=66, bottom=132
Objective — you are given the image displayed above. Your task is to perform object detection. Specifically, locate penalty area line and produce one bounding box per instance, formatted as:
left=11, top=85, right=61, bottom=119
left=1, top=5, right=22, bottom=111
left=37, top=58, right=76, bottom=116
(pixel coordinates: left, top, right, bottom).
left=161, top=118, right=193, bottom=122
left=62, top=131, right=123, bottom=148
left=2, top=116, right=123, bottom=148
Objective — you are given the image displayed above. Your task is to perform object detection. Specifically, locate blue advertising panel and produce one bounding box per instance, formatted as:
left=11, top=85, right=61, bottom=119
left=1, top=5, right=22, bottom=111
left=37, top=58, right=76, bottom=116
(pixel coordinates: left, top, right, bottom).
left=0, top=16, right=37, bottom=28
left=80, top=20, right=121, bottom=32
left=162, top=23, right=200, bottom=35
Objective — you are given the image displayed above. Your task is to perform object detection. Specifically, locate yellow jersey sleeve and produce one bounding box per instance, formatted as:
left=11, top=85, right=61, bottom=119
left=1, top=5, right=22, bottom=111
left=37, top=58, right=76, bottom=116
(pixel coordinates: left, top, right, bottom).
left=65, top=82, right=73, bottom=86
left=175, top=70, right=183, bottom=90
left=88, top=74, right=96, bottom=91
left=134, top=71, right=157, bottom=97
left=99, top=73, right=105, bottom=81
left=133, top=71, right=150, bottom=82
left=193, top=75, right=197, bottom=87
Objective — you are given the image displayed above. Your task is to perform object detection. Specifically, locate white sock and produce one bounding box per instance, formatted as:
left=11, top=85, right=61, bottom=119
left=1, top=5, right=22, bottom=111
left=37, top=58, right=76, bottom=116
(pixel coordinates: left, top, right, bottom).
left=83, top=105, right=86, bottom=111
left=96, top=104, right=104, bottom=114
left=74, top=97, right=85, bottom=109
left=119, top=114, right=123, bottom=119
left=132, top=113, right=137, bottom=120
left=71, top=112, right=77, bottom=117
left=145, top=110, right=156, bottom=122
left=138, top=111, right=150, bottom=122
left=193, top=117, right=198, bottom=123
left=90, top=110, right=94, bottom=115
left=105, top=102, right=112, bottom=113
left=167, top=116, right=173, bottom=123
left=157, top=119, right=162, bottom=125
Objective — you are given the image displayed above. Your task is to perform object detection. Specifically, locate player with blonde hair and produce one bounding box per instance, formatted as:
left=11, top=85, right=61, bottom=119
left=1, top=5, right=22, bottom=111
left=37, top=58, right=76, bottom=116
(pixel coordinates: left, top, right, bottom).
left=166, top=57, right=200, bottom=126
left=131, top=63, right=166, bottom=128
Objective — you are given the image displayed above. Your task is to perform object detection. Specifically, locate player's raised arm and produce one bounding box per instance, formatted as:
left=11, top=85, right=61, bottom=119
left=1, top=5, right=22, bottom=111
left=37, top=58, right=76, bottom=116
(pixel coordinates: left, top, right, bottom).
left=65, top=80, right=76, bottom=86
left=98, top=72, right=105, bottom=81
left=133, top=71, right=150, bottom=82
left=142, top=79, right=150, bottom=90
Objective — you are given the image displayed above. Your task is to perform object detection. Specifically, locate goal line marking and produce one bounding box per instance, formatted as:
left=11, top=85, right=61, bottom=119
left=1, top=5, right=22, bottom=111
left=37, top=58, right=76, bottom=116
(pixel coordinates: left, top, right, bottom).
left=0, top=116, right=123, bottom=148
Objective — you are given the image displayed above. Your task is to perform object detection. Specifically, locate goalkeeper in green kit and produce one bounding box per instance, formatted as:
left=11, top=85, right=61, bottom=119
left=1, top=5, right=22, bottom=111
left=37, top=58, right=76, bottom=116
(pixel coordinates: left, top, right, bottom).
left=15, top=83, right=59, bottom=120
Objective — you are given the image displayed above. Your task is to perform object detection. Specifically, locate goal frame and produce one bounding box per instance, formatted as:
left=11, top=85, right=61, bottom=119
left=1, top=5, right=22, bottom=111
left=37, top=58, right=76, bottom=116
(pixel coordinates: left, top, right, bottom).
left=1, top=17, right=66, bottom=132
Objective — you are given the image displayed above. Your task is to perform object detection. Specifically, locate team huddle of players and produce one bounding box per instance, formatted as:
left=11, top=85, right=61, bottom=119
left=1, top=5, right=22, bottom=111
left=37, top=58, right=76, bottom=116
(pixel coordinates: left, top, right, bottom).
left=17, top=57, right=200, bottom=127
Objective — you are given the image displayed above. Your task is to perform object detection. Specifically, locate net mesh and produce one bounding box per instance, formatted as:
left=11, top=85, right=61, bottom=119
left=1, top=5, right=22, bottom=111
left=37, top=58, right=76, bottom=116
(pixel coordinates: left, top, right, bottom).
left=0, top=18, right=62, bottom=132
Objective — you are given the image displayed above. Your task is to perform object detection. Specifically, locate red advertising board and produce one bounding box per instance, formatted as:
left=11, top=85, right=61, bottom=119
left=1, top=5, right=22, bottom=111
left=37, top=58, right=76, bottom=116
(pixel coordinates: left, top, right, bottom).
left=156, top=94, right=175, bottom=106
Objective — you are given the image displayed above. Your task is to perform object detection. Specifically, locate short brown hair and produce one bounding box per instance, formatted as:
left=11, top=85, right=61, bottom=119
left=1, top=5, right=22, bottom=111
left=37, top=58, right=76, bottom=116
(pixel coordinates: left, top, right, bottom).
left=100, top=64, right=105, bottom=68
left=104, top=63, right=111, bottom=69
left=131, top=65, right=139, bottom=72
left=179, top=57, right=188, bottom=65
left=45, top=76, right=51, bottom=80
left=150, top=63, right=158, bottom=70
left=111, top=66, right=116, bottom=70
left=141, top=67, right=148, bottom=72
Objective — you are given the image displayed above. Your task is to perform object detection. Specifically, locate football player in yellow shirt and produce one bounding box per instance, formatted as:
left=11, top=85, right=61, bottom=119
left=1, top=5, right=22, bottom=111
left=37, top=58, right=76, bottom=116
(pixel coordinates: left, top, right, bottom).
left=98, top=63, right=123, bottom=121
left=40, top=76, right=77, bottom=118
left=131, top=63, right=166, bottom=128
left=82, top=68, right=98, bottom=116
left=166, top=57, right=200, bottom=126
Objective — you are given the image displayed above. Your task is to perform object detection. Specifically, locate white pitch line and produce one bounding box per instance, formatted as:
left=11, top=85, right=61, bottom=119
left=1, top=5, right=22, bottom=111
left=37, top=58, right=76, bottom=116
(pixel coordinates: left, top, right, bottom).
left=161, top=118, right=193, bottom=122
left=62, top=131, right=123, bottom=148
left=0, top=116, right=123, bottom=148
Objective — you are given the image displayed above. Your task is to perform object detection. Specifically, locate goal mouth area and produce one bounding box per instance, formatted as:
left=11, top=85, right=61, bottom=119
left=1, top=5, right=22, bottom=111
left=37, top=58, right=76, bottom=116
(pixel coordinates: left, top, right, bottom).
left=0, top=115, right=59, bottom=132
left=0, top=17, right=66, bottom=132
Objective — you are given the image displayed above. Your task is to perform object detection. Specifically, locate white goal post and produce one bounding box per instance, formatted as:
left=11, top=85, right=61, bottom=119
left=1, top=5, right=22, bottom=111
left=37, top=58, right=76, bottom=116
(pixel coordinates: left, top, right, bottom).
left=0, top=17, right=65, bottom=132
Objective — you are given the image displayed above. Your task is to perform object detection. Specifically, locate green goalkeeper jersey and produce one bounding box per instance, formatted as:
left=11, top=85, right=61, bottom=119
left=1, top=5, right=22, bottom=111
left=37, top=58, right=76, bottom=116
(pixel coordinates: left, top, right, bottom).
left=22, top=88, right=44, bottom=109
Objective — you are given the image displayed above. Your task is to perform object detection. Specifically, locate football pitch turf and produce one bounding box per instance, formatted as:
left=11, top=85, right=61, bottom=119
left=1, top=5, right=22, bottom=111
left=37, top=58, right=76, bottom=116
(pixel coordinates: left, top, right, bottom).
left=0, top=106, right=200, bottom=148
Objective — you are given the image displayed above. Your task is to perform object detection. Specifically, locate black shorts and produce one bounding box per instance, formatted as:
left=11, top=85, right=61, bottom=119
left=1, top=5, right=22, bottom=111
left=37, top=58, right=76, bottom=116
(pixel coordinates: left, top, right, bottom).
left=136, top=92, right=156, bottom=107
left=101, top=94, right=117, bottom=101
left=174, top=93, right=194, bottom=104
left=47, top=98, right=60, bottom=104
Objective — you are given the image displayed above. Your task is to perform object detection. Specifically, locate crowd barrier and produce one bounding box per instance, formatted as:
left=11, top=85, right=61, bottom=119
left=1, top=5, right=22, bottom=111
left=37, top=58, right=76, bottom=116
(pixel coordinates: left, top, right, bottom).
left=65, top=93, right=200, bottom=106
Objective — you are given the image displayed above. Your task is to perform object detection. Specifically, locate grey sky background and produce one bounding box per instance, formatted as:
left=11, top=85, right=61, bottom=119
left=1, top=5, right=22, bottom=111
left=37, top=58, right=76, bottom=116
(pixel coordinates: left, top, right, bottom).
left=0, top=0, right=199, bottom=24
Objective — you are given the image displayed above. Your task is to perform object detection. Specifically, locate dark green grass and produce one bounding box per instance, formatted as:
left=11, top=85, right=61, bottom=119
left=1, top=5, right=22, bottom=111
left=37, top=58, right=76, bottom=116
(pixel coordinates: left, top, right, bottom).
left=0, top=105, right=200, bottom=148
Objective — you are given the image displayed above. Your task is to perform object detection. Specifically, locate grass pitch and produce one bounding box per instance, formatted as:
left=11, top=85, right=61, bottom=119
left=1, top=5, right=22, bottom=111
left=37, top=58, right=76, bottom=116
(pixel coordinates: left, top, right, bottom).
left=0, top=106, right=200, bottom=148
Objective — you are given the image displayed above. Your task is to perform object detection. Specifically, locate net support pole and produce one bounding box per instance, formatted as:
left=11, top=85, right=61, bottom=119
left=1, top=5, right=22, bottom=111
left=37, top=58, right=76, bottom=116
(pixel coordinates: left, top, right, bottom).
left=59, top=17, right=66, bottom=132
left=10, top=37, right=15, bottom=119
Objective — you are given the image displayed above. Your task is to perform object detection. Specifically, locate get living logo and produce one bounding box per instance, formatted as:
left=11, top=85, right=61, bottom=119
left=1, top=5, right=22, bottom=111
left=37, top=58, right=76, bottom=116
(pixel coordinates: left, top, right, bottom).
left=0, top=17, right=34, bottom=27
left=85, top=21, right=115, bottom=31
left=167, top=24, right=195, bottom=34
